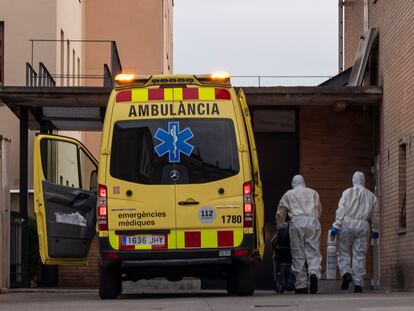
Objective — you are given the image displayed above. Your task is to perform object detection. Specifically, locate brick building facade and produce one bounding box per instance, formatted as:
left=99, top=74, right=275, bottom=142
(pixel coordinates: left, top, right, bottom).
left=301, top=105, right=374, bottom=276
left=344, top=0, right=414, bottom=291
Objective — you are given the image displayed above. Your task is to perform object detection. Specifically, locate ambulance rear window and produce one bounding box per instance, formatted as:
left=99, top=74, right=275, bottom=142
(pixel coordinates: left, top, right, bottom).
left=110, top=119, right=239, bottom=184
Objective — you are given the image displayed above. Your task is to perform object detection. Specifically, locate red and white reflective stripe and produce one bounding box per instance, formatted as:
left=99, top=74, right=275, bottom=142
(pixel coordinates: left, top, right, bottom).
left=217, top=230, right=234, bottom=247
left=182, top=88, right=198, bottom=100
left=97, top=184, right=108, bottom=231
left=116, top=87, right=231, bottom=103
left=148, top=88, right=164, bottom=100
left=185, top=231, right=201, bottom=248
left=243, top=181, right=254, bottom=228
left=116, top=90, right=131, bottom=102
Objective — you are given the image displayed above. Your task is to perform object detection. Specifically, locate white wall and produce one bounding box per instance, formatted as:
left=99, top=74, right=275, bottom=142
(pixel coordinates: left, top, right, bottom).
left=0, top=0, right=57, bottom=86
left=56, top=0, right=85, bottom=86
left=0, top=0, right=84, bottom=193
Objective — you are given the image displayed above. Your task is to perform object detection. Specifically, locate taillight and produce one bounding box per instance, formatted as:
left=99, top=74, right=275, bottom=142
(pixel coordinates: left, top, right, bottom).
left=233, top=249, right=249, bottom=257
left=103, top=252, right=119, bottom=260
left=97, top=184, right=108, bottom=231
left=243, top=181, right=254, bottom=228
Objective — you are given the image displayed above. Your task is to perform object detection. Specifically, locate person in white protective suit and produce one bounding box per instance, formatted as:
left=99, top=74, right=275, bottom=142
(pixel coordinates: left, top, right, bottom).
left=276, top=175, right=322, bottom=294
left=330, top=171, right=379, bottom=293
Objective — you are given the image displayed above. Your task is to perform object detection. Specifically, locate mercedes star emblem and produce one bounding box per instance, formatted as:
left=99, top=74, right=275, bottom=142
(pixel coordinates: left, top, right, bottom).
left=170, top=169, right=181, bottom=182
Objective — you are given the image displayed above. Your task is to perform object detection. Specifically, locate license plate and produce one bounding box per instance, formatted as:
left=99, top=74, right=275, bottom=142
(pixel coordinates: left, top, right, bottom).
left=121, top=235, right=165, bottom=246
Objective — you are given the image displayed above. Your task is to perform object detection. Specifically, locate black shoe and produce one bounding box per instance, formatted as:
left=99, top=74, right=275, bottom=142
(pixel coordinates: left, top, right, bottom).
left=341, top=273, right=352, bottom=290
left=295, top=287, right=308, bottom=294
left=354, top=285, right=363, bottom=293
left=309, top=274, right=318, bottom=294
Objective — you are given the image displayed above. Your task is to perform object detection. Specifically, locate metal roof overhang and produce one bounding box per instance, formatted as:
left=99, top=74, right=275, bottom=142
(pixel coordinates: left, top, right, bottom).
left=0, top=86, right=112, bottom=131
left=241, top=86, right=382, bottom=107
left=0, top=86, right=382, bottom=131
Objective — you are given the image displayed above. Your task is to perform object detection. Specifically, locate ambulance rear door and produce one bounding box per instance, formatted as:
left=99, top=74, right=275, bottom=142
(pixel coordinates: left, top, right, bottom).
left=174, top=87, right=245, bottom=250
left=238, top=88, right=265, bottom=258
left=105, top=88, right=177, bottom=251
left=34, top=134, right=98, bottom=265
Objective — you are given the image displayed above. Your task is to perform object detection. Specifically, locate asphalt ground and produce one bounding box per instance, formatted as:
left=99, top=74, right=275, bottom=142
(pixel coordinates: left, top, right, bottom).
left=0, top=290, right=413, bottom=311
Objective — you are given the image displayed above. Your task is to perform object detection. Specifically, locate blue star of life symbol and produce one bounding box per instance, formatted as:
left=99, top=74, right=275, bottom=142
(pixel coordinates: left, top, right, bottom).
left=154, top=122, right=194, bottom=163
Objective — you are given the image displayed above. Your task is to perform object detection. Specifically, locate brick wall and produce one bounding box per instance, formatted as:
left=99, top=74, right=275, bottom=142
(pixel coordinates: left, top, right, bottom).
left=344, top=0, right=365, bottom=69
left=300, top=105, right=374, bottom=278
left=58, top=237, right=99, bottom=287
left=345, top=0, right=414, bottom=291
left=369, top=0, right=414, bottom=291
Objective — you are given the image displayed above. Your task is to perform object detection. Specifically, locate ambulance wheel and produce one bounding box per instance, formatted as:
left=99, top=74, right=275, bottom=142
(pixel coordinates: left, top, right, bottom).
left=232, top=262, right=255, bottom=296
left=99, top=264, right=122, bottom=299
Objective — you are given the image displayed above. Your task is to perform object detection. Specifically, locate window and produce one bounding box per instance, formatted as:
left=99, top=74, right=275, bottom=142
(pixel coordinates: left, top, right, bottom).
left=80, top=149, right=97, bottom=191
left=110, top=119, right=239, bottom=184
left=40, top=139, right=97, bottom=191
left=41, top=139, right=80, bottom=188
left=0, top=22, right=4, bottom=86
left=398, top=139, right=408, bottom=232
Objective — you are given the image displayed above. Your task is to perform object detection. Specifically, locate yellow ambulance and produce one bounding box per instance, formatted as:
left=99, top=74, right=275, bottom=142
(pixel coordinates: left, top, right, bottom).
left=33, top=72, right=264, bottom=299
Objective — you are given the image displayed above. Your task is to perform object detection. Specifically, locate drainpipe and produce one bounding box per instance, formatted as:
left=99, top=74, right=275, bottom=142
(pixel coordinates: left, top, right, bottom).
left=363, top=0, right=369, bottom=33
left=338, top=0, right=355, bottom=73
left=338, top=0, right=344, bottom=73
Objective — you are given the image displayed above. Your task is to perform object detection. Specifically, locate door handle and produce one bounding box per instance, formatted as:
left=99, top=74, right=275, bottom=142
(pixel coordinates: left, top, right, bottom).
left=178, top=200, right=200, bottom=206
left=71, top=192, right=90, bottom=205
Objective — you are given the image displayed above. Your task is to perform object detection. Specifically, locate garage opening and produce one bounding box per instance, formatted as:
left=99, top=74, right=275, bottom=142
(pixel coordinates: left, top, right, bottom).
left=252, top=108, right=299, bottom=289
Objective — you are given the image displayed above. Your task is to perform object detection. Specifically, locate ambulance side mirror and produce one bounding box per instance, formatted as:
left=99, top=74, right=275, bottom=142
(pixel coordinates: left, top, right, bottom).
left=90, top=170, right=98, bottom=193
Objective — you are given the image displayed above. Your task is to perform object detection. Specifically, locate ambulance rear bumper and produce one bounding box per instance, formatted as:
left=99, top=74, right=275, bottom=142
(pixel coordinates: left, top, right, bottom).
left=121, top=257, right=231, bottom=268
left=98, top=234, right=254, bottom=267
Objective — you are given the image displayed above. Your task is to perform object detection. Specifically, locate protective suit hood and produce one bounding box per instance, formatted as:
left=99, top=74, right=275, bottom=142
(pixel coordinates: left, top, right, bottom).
left=352, top=171, right=365, bottom=187
left=291, top=175, right=306, bottom=188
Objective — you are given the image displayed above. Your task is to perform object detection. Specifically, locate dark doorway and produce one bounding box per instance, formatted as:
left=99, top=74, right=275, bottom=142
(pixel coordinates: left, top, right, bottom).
left=201, top=108, right=299, bottom=291
left=252, top=108, right=300, bottom=290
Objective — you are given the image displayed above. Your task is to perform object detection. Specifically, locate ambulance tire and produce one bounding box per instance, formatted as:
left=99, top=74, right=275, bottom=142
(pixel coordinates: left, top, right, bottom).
left=232, top=262, right=255, bottom=296
left=99, top=264, right=122, bottom=299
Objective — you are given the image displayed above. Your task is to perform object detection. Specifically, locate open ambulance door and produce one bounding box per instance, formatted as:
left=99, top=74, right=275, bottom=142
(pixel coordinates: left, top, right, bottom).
left=34, top=134, right=98, bottom=265
left=238, top=89, right=265, bottom=259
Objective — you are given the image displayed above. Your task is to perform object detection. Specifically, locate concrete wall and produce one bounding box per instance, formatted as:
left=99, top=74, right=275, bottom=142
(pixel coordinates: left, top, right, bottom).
left=0, top=0, right=56, bottom=86
left=0, top=0, right=56, bottom=193
left=163, top=0, right=174, bottom=73
left=345, top=0, right=414, bottom=291
left=0, top=0, right=85, bottom=201
left=56, top=0, right=85, bottom=86
left=84, top=0, right=173, bottom=80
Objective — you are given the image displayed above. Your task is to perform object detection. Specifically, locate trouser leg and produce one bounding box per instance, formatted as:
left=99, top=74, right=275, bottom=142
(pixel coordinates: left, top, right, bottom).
left=337, top=227, right=354, bottom=277
left=305, top=220, right=322, bottom=279
left=352, top=233, right=369, bottom=286
left=289, top=224, right=307, bottom=289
